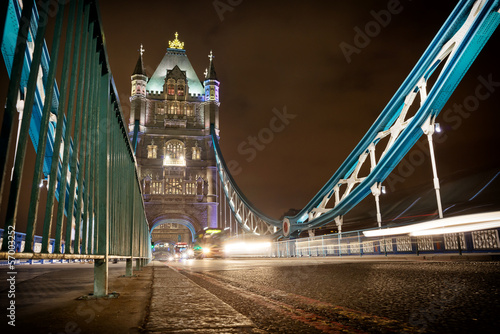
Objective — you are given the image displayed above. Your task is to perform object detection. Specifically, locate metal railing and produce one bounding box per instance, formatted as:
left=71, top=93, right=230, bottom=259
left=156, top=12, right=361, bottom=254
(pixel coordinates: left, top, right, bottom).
left=0, top=0, right=150, bottom=296
left=271, top=226, right=500, bottom=258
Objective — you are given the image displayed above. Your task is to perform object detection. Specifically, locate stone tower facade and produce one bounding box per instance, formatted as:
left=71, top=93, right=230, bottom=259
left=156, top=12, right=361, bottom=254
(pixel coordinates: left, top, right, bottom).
left=129, top=34, right=220, bottom=244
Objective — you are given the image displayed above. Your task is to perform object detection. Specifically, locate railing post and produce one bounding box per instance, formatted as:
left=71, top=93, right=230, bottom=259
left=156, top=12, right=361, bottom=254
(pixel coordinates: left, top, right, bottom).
left=64, top=0, right=86, bottom=254
left=308, top=238, right=311, bottom=257
left=321, top=236, right=325, bottom=257
left=24, top=1, right=65, bottom=253
left=338, top=232, right=342, bottom=257
left=126, top=164, right=136, bottom=277
left=94, top=70, right=111, bottom=297
left=0, top=0, right=34, bottom=211
left=457, top=234, right=462, bottom=256
left=126, top=258, right=133, bottom=276
left=1, top=0, right=47, bottom=252
left=358, top=231, right=362, bottom=257
left=385, top=236, right=389, bottom=256
left=135, top=258, right=142, bottom=271
left=73, top=5, right=92, bottom=255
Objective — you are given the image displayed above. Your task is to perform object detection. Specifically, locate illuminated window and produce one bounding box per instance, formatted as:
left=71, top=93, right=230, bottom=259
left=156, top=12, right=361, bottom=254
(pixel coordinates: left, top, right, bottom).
left=177, top=85, right=184, bottom=96
left=186, top=104, right=194, bottom=116
left=168, top=103, right=175, bottom=114
left=151, top=181, right=162, bottom=195
left=192, top=144, right=201, bottom=160
left=167, top=84, right=174, bottom=96
left=185, top=182, right=196, bottom=195
left=164, top=140, right=186, bottom=166
left=147, top=141, right=157, bottom=159
left=167, top=103, right=179, bottom=115
left=165, top=178, right=182, bottom=195
left=180, top=103, right=187, bottom=115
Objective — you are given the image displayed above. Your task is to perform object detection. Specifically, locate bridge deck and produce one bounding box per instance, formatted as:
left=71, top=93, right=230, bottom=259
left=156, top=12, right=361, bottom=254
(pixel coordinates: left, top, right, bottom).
left=2, top=256, right=499, bottom=333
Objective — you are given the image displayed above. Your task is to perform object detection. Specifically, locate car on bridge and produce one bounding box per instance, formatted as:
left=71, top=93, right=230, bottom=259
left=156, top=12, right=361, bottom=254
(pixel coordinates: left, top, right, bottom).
left=194, top=228, right=227, bottom=259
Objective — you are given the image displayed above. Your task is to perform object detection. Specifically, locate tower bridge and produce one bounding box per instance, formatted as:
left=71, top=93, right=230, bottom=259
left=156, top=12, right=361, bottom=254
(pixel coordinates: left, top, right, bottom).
left=129, top=33, right=220, bottom=243
left=0, top=1, right=500, bottom=332
left=1, top=0, right=500, bottom=265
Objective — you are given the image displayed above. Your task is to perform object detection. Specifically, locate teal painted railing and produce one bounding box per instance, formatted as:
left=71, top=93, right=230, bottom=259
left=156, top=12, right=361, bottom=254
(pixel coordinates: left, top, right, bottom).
left=0, top=0, right=150, bottom=295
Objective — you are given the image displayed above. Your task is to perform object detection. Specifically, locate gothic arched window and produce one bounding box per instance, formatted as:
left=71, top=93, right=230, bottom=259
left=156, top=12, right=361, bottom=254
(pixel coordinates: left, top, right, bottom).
left=168, top=103, right=175, bottom=114
left=186, top=104, right=194, bottom=117
left=167, top=84, right=175, bottom=96
left=147, top=140, right=157, bottom=159
left=192, top=143, right=201, bottom=160
left=164, top=140, right=186, bottom=166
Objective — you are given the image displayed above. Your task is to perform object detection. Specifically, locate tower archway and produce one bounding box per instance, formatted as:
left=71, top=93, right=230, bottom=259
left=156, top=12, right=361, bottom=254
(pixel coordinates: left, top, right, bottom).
left=151, top=217, right=198, bottom=243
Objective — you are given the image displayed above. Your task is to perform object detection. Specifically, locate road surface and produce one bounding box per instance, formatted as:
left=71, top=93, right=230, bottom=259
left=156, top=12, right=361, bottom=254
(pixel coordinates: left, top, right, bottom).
left=168, top=257, right=500, bottom=333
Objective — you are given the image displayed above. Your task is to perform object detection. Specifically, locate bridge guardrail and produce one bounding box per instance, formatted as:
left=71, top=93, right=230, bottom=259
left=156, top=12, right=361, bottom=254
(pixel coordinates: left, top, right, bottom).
left=0, top=0, right=151, bottom=295
left=271, top=226, right=500, bottom=258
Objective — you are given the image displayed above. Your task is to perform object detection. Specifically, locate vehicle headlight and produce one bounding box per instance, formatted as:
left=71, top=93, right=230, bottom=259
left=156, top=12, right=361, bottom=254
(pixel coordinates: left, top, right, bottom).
left=187, top=249, right=194, bottom=256
left=202, top=247, right=211, bottom=254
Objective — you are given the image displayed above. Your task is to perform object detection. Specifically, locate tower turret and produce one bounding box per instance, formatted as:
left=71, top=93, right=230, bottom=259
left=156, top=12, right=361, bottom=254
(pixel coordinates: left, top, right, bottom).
left=130, top=44, right=148, bottom=130
left=203, top=50, right=220, bottom=132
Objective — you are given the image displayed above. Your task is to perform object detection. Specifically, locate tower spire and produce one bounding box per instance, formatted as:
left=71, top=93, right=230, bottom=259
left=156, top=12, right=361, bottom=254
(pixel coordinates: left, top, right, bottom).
left=132, top=44, right=146, bottom=76
left=206, top=50, right=217, bottom=80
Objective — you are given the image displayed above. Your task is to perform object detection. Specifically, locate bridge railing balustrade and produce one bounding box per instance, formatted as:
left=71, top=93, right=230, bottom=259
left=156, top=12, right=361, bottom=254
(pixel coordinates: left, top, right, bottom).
left=270, top=227, right=500, bottom=258
left=0, top=0, right=151, bottom=295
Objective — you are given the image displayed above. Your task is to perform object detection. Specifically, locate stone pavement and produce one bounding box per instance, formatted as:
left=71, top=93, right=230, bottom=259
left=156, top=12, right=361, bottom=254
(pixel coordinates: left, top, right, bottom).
left=145, top=261, right=260, bottom=333
left=0, top=262, right=151, bottom=333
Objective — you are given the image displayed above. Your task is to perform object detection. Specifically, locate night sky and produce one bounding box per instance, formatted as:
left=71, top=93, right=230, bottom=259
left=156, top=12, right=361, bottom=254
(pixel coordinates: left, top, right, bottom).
left=1, top=0, right=499, bottom=228
left=98, top=0, right=500, bottom=220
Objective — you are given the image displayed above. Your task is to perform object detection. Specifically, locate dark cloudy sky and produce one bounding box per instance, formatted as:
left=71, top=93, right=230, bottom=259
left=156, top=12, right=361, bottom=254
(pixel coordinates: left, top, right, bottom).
left=97, top=0, right=500, bottom=220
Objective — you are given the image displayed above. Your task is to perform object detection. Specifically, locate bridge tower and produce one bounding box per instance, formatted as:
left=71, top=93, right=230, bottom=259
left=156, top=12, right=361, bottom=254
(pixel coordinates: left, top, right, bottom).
left=129, top=33, right=220, bottom=244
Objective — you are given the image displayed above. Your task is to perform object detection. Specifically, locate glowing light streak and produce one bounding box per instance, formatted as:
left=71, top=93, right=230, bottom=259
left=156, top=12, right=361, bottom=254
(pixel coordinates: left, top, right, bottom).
left=363, top=211, right=500, bottom=237
left=468, top=171, right=500, bottom=201
left=411, top=221, right=500, bottom=236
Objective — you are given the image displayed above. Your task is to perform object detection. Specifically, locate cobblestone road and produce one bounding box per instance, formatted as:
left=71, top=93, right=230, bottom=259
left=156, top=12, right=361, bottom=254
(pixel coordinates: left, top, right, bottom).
left=170, top=258, right=500, bottom=333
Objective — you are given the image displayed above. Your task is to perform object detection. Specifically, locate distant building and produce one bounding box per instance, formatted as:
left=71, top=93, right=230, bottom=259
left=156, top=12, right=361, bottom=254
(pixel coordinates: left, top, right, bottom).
left=129, top=33, right=220, bottom=244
